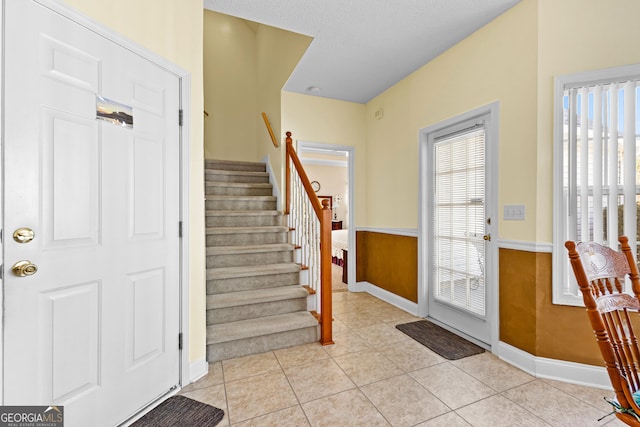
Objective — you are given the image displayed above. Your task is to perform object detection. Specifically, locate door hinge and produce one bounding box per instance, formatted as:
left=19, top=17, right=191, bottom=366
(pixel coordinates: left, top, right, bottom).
left=178, top=333, right=183, bottom=350
left=178, top=109, right=183, bottom=126
left=179, top=221, right=183, bottom=238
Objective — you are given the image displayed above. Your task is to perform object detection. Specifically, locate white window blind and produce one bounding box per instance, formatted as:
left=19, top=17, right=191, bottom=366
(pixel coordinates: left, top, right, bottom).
left=433, top=127, right=486, bottom=316
left=553, top=65, right=640, bottom=306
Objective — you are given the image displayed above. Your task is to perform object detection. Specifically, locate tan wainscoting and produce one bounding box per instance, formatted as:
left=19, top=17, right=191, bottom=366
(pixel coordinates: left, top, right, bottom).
left=356, top=231, right=417, bottom=303
left=499, top=248, right=602, bottom=366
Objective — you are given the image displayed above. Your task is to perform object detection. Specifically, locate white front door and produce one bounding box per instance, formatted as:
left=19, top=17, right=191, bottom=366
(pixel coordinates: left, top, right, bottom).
left=424, top=111, right=496, bottom=347
left=3, top=1, right=181, bottom=426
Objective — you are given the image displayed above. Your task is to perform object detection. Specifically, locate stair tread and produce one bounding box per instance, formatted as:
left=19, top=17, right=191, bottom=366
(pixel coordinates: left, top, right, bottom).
left=207, top=312, right=318, bottom=344
left=205, top=181, right=272, bottom=188
left=205, top=195, right=276, bottom=201
left=205, top=169, right=268, bottom=177
left=207, top=262, right=300, bottom=280
left=207, top=243, right=293, bottom=255
left=207, top=286, right=308, bottom=309
left=206, top=226, right=288, bottom=234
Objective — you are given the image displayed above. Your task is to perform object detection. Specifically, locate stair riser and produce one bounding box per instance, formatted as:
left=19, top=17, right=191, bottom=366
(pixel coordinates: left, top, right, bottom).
left=207, top=251, right=293, bottom=268
left=206, top=215, right=282, bottom=227
left=207, top=272, right=300, bottom=294
left=205, top=186, right=272, bottom=197
left=205, top=160, right=266, bottom=172
left=207, top=298, right=307, bottom=325
left=206, top=199, right=276, bottom=211
left=206, top=326, right=318, bottom=363
left=207, top=232, right=288, bottom=247
left=205, top=173, right=269, bottom=184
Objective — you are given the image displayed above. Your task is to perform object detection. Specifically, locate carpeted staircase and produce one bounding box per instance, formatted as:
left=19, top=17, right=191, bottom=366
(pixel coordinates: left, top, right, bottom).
left=205, top=159, right=319, bottom=362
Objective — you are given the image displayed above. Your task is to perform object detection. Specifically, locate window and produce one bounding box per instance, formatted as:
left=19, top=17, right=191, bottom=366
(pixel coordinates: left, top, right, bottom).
left=553, top=64, right=640, bottom=306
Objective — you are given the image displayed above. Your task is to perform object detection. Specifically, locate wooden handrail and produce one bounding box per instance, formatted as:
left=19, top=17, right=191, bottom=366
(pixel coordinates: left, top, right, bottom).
left=285, top=131, right=333, bottom=345
left=262, top=112, right=279, bottom=148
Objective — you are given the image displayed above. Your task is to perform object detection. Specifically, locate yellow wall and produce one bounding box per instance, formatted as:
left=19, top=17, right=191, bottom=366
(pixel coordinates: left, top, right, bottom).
left=282, top=92, right=367, bottom=225
left=365, top=0, right=538, bottom=235
left=202, top=11, right=310, bottom=189
left=203, top=11, right=257, bottom=161
left=61, top=0, right=206, bottom=362
left=256, top=26, right=311, bottom=194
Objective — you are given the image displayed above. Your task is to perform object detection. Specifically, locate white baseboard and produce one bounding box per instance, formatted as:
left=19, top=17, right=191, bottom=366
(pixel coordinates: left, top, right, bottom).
left=261, top=154, right=281, bottom=210
left=187, top=358, right=208, bottom=385
left=355, top=281, right=419, bottom=316
left=495, top=341, right=612, bottom=390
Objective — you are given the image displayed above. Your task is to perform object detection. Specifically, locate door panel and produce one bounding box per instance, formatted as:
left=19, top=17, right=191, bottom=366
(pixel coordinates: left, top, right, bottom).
left=40, top=34, right=101, bottom=93
left=44, top=282, right=101, bottom=402
left=131, top=136, right=165, bottom=238
left=3, top=1, right=181, bottom=425
left=126, top=268, right=166, bottom=367
left=43, top=110, right=100, bottom=246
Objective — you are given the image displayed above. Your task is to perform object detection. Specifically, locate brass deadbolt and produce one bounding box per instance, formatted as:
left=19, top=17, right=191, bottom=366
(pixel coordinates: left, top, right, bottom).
left=13, top=228, right=35, bottom=244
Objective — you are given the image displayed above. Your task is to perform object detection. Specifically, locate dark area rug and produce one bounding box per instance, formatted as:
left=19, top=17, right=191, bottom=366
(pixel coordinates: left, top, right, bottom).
left=396, top=320, right=485, bottom=360
left=132, top=395, right=224, bottom=427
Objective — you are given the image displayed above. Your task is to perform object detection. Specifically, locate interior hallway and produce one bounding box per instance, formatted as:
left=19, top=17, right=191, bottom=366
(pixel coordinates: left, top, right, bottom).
left=180, top=291, right=624, bottom=426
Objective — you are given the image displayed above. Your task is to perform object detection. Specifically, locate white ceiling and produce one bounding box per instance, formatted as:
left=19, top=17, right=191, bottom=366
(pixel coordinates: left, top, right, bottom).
left=203, top=0, right=521, bottom=104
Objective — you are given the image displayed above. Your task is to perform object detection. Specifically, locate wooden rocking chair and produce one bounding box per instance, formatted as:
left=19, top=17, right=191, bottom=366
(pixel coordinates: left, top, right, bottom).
left=565, top=236, right=640, bottom=425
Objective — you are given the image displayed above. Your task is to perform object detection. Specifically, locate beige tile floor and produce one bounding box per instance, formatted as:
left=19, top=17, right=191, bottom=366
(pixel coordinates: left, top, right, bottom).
left=181, top=291, right=626, bottom=426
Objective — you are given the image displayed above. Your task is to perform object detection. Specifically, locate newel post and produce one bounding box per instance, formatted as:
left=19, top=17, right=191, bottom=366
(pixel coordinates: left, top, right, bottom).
left=319, top=198, right=334, bottom=345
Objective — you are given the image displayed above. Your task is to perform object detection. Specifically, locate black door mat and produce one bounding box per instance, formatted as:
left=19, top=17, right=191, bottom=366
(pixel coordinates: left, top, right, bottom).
left=396, top=320, right=485, bottom=360
left=131, top=395, right=224, bottom=427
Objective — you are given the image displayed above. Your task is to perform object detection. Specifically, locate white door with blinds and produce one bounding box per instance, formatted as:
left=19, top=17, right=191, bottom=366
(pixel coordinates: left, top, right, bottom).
left=426, top=114, right=494, bottom=346
left=554, top=67, right=640, bottom=305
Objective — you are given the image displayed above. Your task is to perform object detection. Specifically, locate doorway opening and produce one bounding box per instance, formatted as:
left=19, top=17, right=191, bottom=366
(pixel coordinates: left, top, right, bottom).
left=297, top=141, right=355, bottom=292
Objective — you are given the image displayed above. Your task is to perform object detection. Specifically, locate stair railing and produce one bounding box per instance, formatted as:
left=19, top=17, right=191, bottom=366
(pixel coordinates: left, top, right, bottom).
left=285, top=131, right=333, bottom=345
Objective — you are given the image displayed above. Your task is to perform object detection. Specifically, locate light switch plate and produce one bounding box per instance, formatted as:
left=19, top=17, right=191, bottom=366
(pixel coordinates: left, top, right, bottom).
left=504, top=204, right=525, bottom=220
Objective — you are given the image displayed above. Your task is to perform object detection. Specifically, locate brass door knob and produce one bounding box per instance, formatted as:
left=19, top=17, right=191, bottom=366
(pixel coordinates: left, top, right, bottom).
left=12, top=260, right=38, bottom=277
left=13, top=228, right=35, bottom=243
left=483, top=234, right=491, bottom=241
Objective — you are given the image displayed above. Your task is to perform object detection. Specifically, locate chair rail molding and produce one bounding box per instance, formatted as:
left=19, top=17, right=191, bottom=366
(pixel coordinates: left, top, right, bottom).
left=496, top=239, right=553, bottom=253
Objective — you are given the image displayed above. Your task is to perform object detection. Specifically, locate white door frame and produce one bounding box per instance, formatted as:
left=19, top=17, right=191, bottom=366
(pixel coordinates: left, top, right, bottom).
left=296, top=140, right=356, bottom=289
left=0, top=0, right=192, bottom=403
left=417, top=101, right=500, bottom=349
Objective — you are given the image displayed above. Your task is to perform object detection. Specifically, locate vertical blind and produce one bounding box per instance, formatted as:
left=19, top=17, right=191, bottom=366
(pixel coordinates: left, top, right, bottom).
left=561, top=79, right=640, bottom=297
left=433, top=127, right=486, bottom=317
